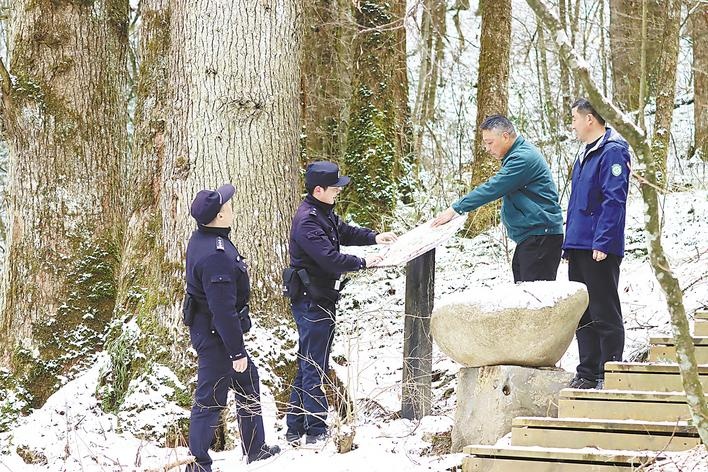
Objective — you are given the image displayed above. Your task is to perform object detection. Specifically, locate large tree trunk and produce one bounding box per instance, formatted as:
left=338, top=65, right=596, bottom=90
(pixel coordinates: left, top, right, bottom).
left=609, top=0, right=668, bottom=114
left=163, top=0, right=301, bottom=323
left=649, top=0, right=680, bottom=180
left=300, top=0, right=354, bottom=165
left=0, top=0, right=129, bottom=406
left=343, top=0, right=411, bottom=228
left=100, top=0, right=174, bottom=412
left=527, top=0, right=708, bottom=448
left=464, top=0, right=511, bottom=237
left=691, top=2, right=708, bottom=161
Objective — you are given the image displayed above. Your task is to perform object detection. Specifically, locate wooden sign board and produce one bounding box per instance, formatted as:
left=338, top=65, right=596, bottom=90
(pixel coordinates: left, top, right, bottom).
left=370, top=214, right=468, bottom=267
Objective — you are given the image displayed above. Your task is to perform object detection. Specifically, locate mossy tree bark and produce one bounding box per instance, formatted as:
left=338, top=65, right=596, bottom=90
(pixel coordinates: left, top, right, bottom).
left=99, top=0, right=178, bottom=413
left=527, top=0, right=708, bottom=448
left=463, top=0, right=511, bottom=237
left=300, top=0, right=354, bottom=165
left=163, top=0, right=301, bottom=323
left=0, top=0, right=129, bottom=407
left=343, top=0, right=411, bottom=228
left=691, top=2, right=708, bottom=161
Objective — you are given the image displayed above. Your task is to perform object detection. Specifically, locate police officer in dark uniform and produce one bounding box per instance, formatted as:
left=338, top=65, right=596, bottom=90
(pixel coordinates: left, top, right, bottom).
left=283, top=162, right=397, bottom=445
left=184, top=184, right=280, bottom=471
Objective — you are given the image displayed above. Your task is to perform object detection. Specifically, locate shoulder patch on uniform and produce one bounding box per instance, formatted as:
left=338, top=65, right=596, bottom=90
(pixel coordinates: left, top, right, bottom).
left=309, top=208, right=317, bottom=217
left=216, top=237, right=225, bottom=251
left=611, top=163, right=622, bottom=176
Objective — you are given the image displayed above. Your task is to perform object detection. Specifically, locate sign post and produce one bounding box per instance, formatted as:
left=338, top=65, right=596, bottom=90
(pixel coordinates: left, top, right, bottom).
left=401, top=249, right=435, bottom=420
left=371, top=214, right=466, bottom=420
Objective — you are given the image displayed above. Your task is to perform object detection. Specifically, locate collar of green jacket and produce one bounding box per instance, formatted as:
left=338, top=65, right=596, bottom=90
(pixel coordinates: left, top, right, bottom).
left=502, top=135, right=525, bottom=163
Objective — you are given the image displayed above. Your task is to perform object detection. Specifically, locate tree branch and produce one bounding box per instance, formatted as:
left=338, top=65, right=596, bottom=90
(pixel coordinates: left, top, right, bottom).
left=525, top=0, right=648, bottom=152
left=526, top=0, right=708, bottom=449
left=144, top=457, right=194, bottom=472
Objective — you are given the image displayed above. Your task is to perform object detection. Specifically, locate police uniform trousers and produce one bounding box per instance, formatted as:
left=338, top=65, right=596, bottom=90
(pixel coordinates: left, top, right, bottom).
left=511, top=234, right=563, bottom=282
left=286, top=297, right=336, bottom=436
left=567, top=249, right=624, bottom=381
left=188, top=327, right=265, bottom=470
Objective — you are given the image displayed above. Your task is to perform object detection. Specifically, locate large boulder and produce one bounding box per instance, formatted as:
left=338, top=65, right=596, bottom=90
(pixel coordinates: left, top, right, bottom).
left=451, top=365, right=573, bottom=451
left=431, top=281, right=588, bottom=367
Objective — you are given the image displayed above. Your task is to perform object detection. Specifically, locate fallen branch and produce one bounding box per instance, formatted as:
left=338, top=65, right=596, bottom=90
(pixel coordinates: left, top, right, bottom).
left=144, top=457, right=194, bottom=472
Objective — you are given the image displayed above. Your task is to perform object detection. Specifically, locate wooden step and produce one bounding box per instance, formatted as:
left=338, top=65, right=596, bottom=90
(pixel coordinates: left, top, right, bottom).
left=558, top=389, right=694, bottom=422
left=463, top=445, right=659, bottom=471
left=649, top=336, right=708, bottom=363
left=604, top=361, right=708, bottom=392
left=511, top=416, right=698, bottom=452
left=695, top=319, right=708, bottom=336
left=650, top=336, right=708, bottom=345
left=695, top=309, right=708, bottom=321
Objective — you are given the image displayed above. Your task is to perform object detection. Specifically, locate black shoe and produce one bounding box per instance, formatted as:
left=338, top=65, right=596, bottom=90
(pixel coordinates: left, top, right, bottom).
left=569, top=375, right=598, bottom=389
left=247, top=444, right=281, bottom=464
left=305, top=432, right=328, bottom=445
left=285, top=429, right=304, bottom=446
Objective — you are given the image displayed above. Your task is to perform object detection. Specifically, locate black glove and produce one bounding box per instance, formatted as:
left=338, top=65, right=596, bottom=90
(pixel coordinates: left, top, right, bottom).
left=182, top=293, right=196, bottom=326
left=238, top=305, right=252, bottom=333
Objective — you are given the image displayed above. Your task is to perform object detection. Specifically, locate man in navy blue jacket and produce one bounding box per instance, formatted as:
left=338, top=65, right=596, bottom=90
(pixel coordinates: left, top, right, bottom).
left=565, top=99, right=631, bottom=390
left=185, top=184, right=280, bottom=470
left=284, top=161, right=397, bottom=445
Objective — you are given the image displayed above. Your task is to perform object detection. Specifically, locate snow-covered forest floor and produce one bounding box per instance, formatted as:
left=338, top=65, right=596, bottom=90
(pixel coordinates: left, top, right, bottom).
left=1, top=182, right=706, bottom=471
left=2, top=0, right=708, bottom=470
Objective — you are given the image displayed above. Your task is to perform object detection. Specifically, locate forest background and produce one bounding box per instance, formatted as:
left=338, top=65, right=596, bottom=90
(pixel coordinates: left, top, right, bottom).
left=0, top=0, right=706, bottom=470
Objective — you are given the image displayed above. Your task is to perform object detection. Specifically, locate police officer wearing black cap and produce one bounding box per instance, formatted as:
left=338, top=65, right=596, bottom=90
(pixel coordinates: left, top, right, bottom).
left=184, top=184, right=280, bottom=470
left=283, top=161, right=397, bottom=446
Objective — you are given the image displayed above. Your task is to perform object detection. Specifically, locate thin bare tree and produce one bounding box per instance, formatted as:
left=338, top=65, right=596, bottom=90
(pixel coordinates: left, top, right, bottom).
left=526, top=0, right=708, bottom=447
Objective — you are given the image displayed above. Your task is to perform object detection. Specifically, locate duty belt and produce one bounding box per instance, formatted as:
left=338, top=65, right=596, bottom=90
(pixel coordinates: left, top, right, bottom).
left=191, top=296, right=247, bottom=314
left=308, top=274, right=343, bottom=290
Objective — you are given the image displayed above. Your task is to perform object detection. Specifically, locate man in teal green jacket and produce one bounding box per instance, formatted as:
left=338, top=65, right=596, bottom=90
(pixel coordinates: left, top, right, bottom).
left=433, top=114, right=564, bottom=282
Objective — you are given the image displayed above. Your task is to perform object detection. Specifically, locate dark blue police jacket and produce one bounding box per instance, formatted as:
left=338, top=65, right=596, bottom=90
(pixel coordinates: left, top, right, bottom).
left=185, top=225, right=249, bottom=360
left=563, top=128, right=631, bottom=257
left=289, top=194, right=377, bottom=280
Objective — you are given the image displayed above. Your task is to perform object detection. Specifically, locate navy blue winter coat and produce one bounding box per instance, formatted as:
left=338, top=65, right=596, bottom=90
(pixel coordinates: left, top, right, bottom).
left=563, top=128, right=631, bottom=257
left=185, top=226, right=249, bottom=360
left=289, top=195, right=377, bottom=280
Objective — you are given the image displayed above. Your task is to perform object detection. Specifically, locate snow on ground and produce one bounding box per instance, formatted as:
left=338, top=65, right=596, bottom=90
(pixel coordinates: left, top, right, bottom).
left=1, top=186, right=705, bottom=471
left=1, top=0, right=706, bottom=469
left=646, top=446, right=708, bottom=471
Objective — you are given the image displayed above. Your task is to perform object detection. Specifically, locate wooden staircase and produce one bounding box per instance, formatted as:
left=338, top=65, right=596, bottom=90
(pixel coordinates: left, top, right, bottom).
left=462, top=309, right=708, bottom=471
